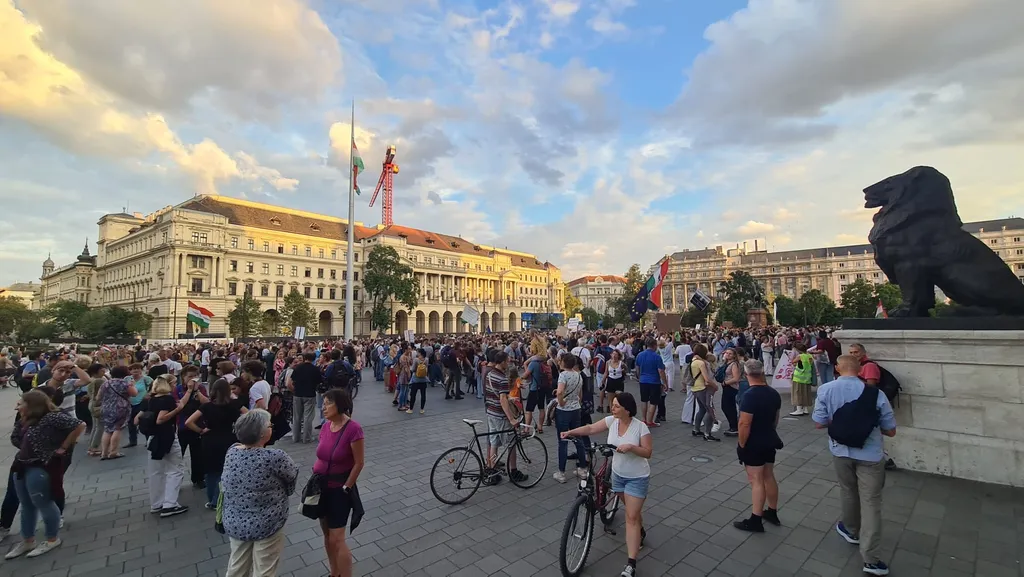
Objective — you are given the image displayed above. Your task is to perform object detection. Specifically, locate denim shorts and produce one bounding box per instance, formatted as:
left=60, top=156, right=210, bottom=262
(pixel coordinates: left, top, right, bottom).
left=611, top=472, right=650, bottom=499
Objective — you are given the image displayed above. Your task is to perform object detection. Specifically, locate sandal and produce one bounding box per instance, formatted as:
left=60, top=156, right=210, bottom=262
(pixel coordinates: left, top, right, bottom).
left=107, top=454, right=126, bottom=460
left=88, top=450, right=101, bottom=457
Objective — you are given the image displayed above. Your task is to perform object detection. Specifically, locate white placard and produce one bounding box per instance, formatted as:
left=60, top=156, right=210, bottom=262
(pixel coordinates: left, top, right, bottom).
left=771, top=350, right=795, bottom=391
left=462, top=305, right=480, bottom=326
left=293, top=326, right=306, bottom=340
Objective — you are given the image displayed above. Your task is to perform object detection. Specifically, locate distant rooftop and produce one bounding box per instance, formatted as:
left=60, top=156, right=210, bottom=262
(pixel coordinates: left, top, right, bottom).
left=567, top=275, right=628, bottom=287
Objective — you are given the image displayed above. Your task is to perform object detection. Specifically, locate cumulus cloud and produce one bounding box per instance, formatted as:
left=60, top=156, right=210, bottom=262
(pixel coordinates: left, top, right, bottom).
left=738, top=221, right=776, bottom=235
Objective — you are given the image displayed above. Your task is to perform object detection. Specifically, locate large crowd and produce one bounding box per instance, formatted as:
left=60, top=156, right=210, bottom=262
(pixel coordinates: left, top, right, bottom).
left=0, top=323, right=897, bottom=577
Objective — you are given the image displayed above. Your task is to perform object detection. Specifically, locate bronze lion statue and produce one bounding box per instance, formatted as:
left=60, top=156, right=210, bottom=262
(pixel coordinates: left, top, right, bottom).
left=864, top=166, right=1024, bottom=317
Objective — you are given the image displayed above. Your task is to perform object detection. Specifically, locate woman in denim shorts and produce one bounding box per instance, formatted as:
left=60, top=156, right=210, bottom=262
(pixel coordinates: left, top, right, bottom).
left=562, top=392, right=652, bottom=577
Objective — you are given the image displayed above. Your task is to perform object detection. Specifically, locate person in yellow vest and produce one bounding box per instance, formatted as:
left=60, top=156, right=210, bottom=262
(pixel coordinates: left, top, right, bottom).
left=789, top=342, right=815, bottom=416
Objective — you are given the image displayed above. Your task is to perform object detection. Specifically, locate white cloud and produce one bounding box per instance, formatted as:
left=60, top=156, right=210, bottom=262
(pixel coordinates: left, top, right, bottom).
left=738, top=220, right=777, bottom=235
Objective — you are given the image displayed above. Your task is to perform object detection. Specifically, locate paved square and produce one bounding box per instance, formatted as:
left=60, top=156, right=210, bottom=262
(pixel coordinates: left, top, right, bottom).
left=1, top=372, right=1022, bottom=577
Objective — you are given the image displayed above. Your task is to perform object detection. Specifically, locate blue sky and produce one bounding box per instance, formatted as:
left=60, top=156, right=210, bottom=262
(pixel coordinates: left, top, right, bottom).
left=2, top=0, right=1023, bottom=287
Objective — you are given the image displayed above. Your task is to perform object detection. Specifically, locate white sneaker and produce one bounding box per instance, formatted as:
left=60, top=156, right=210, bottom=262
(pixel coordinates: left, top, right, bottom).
left=553, top=471, right=567, bottom=483
left=59, top=517, right=64, bottom=529
left=25, top=538, right=60, bottom=558
left=711, top=421, right=721, bottom=433
left=575, top=468, right=589, bottom=479
left=789, top=409, right=804, bottom=416
left=5, top=541, right=35, bottom=559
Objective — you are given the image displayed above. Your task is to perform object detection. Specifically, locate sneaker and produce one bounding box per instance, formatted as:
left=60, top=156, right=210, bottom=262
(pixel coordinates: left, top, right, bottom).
left=59, top=516, right=64, bottom=529
left=620, top=564, right=636, bottom=577
left=406, top=409, right=413, bottom=414
left=884, top=458, right=897, bottom=471
left=0, top=527, right=8, bottom=542
left=204, top=502, right=216, bottom=510
left=575, top=468, right=589, bottom=479
left=150, top=507, right=163, bottom=514
left=724, top=429, right=739, bottom=437
left=4, top=541, right=34, bottom=559
left=160, top=505, right=189, bottom=518
left=836, top=521, right=860, bottom=544
left=789, top=409, right=805, bottom=416
left=509, top=469, right=528, bottom=483
left=762, top=508, right=781, bottom=526
left=733, top=517, right=765, bottom=533
left=703, top=434, right=721, bottom=442
left=711, top=421, right=721, bottom=433
left=420, top=410, right=425, bottom=414
left=25, top=538, right=60, bottom=558
left=863, top=561, right=890, bottom=576
left=553, top=471, right=567, bottom=483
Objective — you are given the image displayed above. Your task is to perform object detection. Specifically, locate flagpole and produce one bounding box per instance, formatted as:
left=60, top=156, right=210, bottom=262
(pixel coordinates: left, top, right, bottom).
left=344, top=101, right=355, bottom=341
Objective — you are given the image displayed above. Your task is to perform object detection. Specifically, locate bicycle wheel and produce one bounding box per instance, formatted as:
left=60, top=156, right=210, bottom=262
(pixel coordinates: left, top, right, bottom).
left=599, top=463, right=620, bottom=525
left=559, top=494, right=594, bottom=577
left=508, top=434, right=547, bottom=489
left=430, top=448, right=482, bottom=505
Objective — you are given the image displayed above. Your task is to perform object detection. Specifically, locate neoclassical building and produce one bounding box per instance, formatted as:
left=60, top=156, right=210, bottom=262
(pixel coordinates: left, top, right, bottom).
left=653, top=218, right=1024, bottom=311
left=567, top=275, right=627, bottom=315
left=34, top=195, right=564, bottom=338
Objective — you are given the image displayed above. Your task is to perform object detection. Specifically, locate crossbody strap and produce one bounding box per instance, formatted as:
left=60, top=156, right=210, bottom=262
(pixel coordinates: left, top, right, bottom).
left=323, top=420, right=351, bottom=475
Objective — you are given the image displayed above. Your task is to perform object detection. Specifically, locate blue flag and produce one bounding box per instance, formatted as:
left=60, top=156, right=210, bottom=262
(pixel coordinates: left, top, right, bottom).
left=629, top=285, right=651, bottom=322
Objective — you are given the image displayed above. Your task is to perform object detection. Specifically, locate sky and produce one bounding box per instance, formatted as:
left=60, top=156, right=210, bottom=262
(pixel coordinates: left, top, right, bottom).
left=2, top=0, right=1023, bottom=288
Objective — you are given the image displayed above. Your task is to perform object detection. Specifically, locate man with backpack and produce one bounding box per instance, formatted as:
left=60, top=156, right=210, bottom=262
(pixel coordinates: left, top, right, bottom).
left=848, top=343, right=899, bottom=471
left=811, top=355, right=896, bottom=577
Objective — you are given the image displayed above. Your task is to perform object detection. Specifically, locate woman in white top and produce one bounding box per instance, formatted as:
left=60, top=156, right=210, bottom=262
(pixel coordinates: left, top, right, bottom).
left=562, top=391, right=652, bottom=577
left=553, top=354, right=587, bottom=483
left=599, top=350, right=626, bottom=413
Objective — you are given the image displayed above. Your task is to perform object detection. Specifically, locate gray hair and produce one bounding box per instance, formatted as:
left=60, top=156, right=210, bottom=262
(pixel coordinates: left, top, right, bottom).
left=234, top=409, right=271, bottom=445
left=849, top=342, right=866, bottom=354
left=744, top=359, right=765, bottom=378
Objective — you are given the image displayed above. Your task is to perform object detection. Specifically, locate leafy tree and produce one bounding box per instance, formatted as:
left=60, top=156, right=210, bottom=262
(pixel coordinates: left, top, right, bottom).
left=874, top=282, right=902, bottom=314
left=75, top=306, right=152, bottom=340
left=124, top=310, right=153, bottom=335
left=42, top=299, right=90, bottom=337
left=680, top=305, right=709, bottom=328
left=563, top=284, right=583, bottom=318
left=280, top=289, right=318, bottom=333
left=839, top=278, right=877, bottom=318
left=227, top=295, right=264, bottom=337
left=798, top=289, right=838, bottom=325
left=580, top=307, right=600, bottom=330
left=715, top=271, right=766, bottom=327
left=607, top=263, right=647, bottom=326
left=715, top=300, right=748, bottom=328
left=623, top=264, right=644, bottom=297
left=600, top=313, right=616, bottom=329
left=773, top=295, right=804, bottom=326
left=363, top=245, right=419, bottom=332
left=0, top=296, right=33, bottom=338
left=262, top=309, right=283, bottom=335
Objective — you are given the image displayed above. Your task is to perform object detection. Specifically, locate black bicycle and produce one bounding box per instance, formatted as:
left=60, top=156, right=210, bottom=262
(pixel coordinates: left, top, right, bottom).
left=429, top=417, right=548, bottom=505
left=559, top=443, right=621, bottom=577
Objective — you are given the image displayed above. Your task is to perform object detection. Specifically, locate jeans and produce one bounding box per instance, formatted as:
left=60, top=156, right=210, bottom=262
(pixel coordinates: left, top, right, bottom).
left=834, top=457, right=886, bottom=564
left=14, top=467, right=61, bottom=540
left=722, top=386, right=739, bottom=431
left=292, top=396, right=316, bottom=443
left=693, top=389, right=714, bottom=435
left=555, top=409, right=587, bottom=472
left=127, top=403, right=142, bottom=445
left=818, top=363, right=834, bottom=386
left=315, top=392, right=325, bottom=424
left=205, top=472, right=221, bottom=507
left=398, top=383, right=409, bottom=407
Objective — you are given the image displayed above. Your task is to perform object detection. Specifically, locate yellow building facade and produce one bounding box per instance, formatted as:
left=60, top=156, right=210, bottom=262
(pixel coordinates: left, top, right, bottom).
left=34, top=196, right=564, bottom=338
left=655, top=219, right=1024, bottom=311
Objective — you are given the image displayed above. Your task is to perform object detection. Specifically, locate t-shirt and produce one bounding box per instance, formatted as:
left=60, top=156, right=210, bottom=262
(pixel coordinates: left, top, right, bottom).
left=859, top=360, right=881, bottom=383
left=675, top=344, right=693, bottom=366
left=198, top=400, right=245, bottom=433
left=603, top=416, right=651, bottom=479
left=556, top=371, right=583, bottom=411
left=146, top=394, right=178, bottom=437
left=738, top=385, right=782, bottom=451
left=634, top=350, right=664, bottom=385
left=129, top=375, right=152, bottom=405
left=248, top=380, right=272, bottom=410
left=527, top=360, right=543, bottom=392
left=312, top=419, right=365, bottom=487
left=289, top=362, right=322, bottom=398
left=484, top=368, right=510, bottom=418
left=690, top=358, right=708, bottom=392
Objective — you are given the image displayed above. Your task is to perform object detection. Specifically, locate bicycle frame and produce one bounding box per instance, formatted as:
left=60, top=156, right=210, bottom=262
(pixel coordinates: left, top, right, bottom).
left=452, top=420, right=535, bottom=478
left=578, top=443, right=617, bottom=530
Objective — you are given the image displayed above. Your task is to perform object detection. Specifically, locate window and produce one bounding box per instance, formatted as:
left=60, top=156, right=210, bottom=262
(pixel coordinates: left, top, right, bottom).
left=262, top=263, right=270, bottom=275
left=228, top=282, right=237, bottom=296
left=230, top=237, right=238, bottom=248
left=317, top=287, right=324, bottom=299
left=191, top=278, right=204, bottom=292
left=331, top=249, right=337, bottom=259
left=247, top=239, right=255, bottom=250
left=319, top=248, right=325, bottom=259
left=245, top=283, right=254, bottom=295
left=262, top=241, right=270, bottom=252
left=840, top=274, right=847, bottom=280
left=354, top=272, right=359, bottom=281
left=277, top=264, right=284, bottom=275
left=329, top=288, right=336, bottom=299
left=190, top=256, right=207, bottom=269
left=260, top=285, right=269, bottom=297
left=990, top=239, right=998, bottom=245
left=317, top=268, right=324, bottom=279
left=290, top=266, right=298, bottom=277
left=354, top=289, right=359, bottom=300
left=330, top=269, right=337, bottom=280
left=304, top=267, right=312, bottom=278
left=276, top=285, right=284, bottom=297
left=291, top=245, right=298, bottom=255
left=342, top=271, right=347, bottom=280
left=355, top=253, right=359, bottom=262
left=1015, top=237, right=1021, bottom=242
left=246, top=262, right=254, bottom=273
left=192, top=232, right=208, bottom=244
left=304, top=286, right=311, bottom=298
left=277, top=244, right=284, bottom=254
left=305, top=246, right=312, bottom=257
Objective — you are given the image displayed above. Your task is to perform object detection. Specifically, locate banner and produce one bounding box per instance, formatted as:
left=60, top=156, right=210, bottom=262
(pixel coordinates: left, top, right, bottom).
left=293, top=326, right=306, bottom=340
left=462, top=305, right=480, bottom=326
left=771, top=349, right=795, bottom=391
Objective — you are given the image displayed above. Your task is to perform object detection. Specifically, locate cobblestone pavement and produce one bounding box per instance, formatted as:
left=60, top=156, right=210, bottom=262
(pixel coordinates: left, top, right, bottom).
left=1, top=371, right=1023, bottom=577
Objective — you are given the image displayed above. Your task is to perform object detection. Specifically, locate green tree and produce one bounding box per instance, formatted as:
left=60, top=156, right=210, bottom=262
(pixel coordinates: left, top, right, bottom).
left=680, top=305, right=710, bottom=328
left=773, top=295, right=804, bottom=326
left=580, top=307, right=600, bottom=330
left=874, top=282, right=902, bottom=314
left=563, top=284, right=583, bottom=318
left=363, top=245, right=419, bottom=332
left=43, top=299, right=90, bottom=337
left=715, top=300, right=748, bottom=327
left=72, top=306, right=150, bottom=340
left=227, top=295, right=264, bottom=337
left=798, top=289, right=838, bottom=325
left=280, top=289, right=318, bottom=333
left=623, top=264, right=644, bottom=297
left=608, top=263, right=647, bottom=326
left=262, top=309, right=283, bottom=335
left=840, top=278, right=877, bottom=318
left=0, top=297, right=33, bottom=338
left=716, top=271, right=766, bottom=327
left=600, top=313, right=616, bottom=329
left=124, top=310, right=153, bottom=335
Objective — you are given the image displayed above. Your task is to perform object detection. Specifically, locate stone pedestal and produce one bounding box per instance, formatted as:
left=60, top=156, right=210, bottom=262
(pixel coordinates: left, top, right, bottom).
left=833, top=328, right=1024, bottom=487
left=747, top=308, right=767, bottom=328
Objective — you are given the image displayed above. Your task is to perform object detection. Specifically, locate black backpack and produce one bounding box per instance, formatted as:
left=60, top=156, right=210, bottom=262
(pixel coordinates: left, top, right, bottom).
left=828, top=385, right=880, bottom=449
left=328, top=360, right=353, bottom=390
left=137, top=410, right=158, bottom=437
left=877, top=365, right=901, bottom=407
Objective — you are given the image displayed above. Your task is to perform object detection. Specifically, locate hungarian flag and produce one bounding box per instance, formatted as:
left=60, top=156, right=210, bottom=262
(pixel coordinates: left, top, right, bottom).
left=352, top=139, right=365, bottom=195
left=644, top=258, right=671, bottom=309
left=187, top=301, right=213, bottom=329
left=875, top=299, right=888, bottom=319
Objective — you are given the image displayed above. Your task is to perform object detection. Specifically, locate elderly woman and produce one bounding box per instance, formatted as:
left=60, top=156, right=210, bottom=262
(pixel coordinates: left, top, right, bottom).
left=98, top=366, right=138, bottom=460
left=220, top=409, right=298, bottom=577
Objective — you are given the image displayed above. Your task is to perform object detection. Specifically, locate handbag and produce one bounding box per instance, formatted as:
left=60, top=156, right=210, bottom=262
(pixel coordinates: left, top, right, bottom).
left=214, top=481, right=226, bottom=534
left=299, top=421, right=350, bottom=520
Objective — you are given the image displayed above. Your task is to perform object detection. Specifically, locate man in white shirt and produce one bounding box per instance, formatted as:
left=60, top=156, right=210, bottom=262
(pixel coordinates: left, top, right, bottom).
left=241, top=360, right=273, bottom=411
left=159, top=349, right=182, bottom=376
left=676, top=340, right=695, bottom=424
left=199, top=346, right=211, bottom=383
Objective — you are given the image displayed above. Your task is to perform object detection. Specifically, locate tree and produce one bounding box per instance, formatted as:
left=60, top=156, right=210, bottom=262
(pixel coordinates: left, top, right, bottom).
left=580, top=307, right=600, bottom=330
left=72, top=306, right=153, bottom=340
left=608, top=263, right=647, bottom=326
left=43, top=299, right=90, bottom=337
left=839, top=278, right=877, bottom=318
left=874, top=282, right=902, bottom=314
left=262, top=309, right=283, bottom=335
left=280, top=289, right=318, bottom=333
left=680, top=305, right=710, bottom=328
left=798, top=289, right=839, bottom=325
left=716, top=271, right=766, bottom=327
left=227, top=295, right=264, bottom=337
left=563, top=284, right=583, bottom=318
left=623, top=264, right=644, bottom=297
left=600, top=313, right=616, bottom=329
left=0, top=297, right=33, bottom=338
left=773, top=295, right=804, bottom=326
left=363, top=245, right=419, bottom=332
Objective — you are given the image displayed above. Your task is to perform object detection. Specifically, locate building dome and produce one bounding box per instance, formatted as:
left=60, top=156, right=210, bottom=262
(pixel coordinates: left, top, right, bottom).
left=42, top=254, right=54, bottom=268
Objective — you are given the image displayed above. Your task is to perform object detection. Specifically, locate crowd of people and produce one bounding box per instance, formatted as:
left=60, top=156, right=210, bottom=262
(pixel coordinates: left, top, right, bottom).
left=0, top=322, right=897, bottom=576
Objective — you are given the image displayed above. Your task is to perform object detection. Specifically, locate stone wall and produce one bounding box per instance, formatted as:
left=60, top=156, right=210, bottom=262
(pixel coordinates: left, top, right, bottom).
left=833, top=329, right=1024, bottom=487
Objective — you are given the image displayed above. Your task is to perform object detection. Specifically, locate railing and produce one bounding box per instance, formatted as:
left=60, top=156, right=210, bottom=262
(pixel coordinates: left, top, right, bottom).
left=187, top=291, right=210, bottom=297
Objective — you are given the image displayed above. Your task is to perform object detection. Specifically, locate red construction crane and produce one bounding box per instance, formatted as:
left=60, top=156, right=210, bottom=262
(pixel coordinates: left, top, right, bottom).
left=369, top=144, right=399, bottom=228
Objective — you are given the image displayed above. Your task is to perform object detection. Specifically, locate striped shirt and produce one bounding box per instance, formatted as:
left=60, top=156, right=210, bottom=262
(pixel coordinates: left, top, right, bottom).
left=484, top=368, right=509, bottom=418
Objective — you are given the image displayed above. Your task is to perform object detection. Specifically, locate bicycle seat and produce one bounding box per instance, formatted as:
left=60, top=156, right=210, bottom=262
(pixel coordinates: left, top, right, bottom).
left=462, top=419, right=483, bottom=426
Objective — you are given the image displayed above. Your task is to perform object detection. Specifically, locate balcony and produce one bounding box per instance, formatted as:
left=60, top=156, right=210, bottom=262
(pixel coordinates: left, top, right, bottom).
left=187, top=290, right=210, bottom=297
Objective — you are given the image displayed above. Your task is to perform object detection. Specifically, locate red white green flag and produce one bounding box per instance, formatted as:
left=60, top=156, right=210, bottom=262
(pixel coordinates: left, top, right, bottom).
left=187, top=301, right=213, bottom=329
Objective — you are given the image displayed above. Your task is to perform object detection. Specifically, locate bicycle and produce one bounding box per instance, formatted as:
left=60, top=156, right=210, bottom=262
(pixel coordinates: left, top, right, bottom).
left=558, top=443, right=621, bottom=577
left=429, top=417, right=548, bottom=505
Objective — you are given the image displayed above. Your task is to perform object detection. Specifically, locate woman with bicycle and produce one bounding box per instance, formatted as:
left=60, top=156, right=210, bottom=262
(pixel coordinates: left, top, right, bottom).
left=562, top=391, right=651, bottom=577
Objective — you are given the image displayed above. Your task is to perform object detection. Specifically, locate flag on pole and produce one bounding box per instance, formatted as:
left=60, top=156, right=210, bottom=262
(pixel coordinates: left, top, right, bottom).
left=644, top=258, right=671, bottom=309
left=629, top=284, right=651, bottom=322
left=187, top=301, right=213, bottom=329
left=875, top=299, right=888, bottom=319
left=351, top=139, right=365, bottom=195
